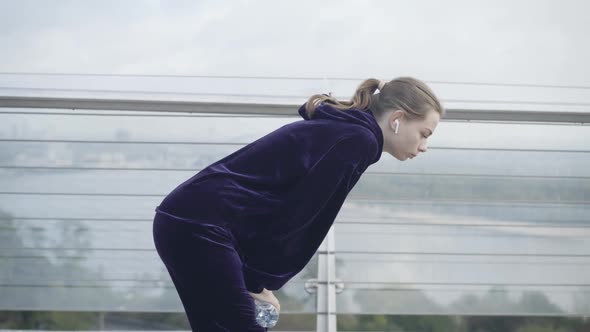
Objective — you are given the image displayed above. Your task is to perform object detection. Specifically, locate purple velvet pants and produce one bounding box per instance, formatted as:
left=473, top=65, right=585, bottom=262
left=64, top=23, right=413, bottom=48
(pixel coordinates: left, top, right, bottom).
left=152, top=208, right=267, bottom=331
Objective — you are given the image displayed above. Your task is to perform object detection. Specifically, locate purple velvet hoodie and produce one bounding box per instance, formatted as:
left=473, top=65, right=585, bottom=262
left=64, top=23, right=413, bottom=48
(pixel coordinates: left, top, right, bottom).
left=156, top=102, right=384, bottom=293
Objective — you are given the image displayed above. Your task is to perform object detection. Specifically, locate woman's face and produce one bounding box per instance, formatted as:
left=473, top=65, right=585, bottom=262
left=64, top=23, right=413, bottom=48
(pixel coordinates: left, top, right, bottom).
left=380, top=109, right=440, bottom=161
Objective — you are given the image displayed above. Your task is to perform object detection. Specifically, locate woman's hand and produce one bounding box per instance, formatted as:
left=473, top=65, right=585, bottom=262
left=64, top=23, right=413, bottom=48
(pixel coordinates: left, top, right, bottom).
left=248, top=288, right=281, bottom=313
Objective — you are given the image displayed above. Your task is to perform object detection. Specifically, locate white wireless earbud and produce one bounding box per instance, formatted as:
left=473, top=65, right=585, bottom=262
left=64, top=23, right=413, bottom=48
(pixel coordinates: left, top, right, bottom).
left=394, top=119, right=400, bottom=134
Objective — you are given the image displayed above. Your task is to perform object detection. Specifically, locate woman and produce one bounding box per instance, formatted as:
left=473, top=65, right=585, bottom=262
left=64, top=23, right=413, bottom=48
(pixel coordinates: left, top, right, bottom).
left=152, top=76, right=444, bottom=331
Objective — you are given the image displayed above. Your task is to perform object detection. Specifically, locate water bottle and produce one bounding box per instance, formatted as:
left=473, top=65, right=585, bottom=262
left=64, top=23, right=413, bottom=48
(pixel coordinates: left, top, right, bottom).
left=254, top=298, right=279, bottom=328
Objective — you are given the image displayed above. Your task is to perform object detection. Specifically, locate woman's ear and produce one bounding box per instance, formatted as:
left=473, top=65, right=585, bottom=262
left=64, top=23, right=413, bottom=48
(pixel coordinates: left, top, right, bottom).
left=388, top=110, right=405, bottom=130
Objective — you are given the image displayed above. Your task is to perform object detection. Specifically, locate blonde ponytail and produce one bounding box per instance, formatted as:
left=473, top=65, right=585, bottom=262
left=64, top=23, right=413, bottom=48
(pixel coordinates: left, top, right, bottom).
left=304, top=78, right=381, bottom=118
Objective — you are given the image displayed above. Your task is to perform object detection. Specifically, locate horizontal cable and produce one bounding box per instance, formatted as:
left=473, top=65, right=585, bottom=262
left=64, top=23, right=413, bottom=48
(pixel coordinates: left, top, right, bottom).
left=0, top=247, right=154, bottom=251
left=0, top=278, right=170, bottom=283
left=1, top=71, right=590, bottom=90
left=2, top=247, right=588, bottom=258
left=0, top=191, right=588, bottom=206
left=351, top=198, right=589, bottom=206
left=0, top=283, right=177, bottom=289
left=2, top=224, right=588, bottom=238
left=0, top=165, right=588, bottom=180
left=338, top=221, right=590, bottom=228
left=0, top=279, right=587, bottom=289
left=0, top=218, right=590, bottom=239
left=4, top=216, right=148, bottom=222
left=0, top=110, right=286, bottom=118
left=0, top=138, right=588, bottom=153
left=1, top=285, right=587, bottom=293
left=0, top=279, right=297, bottom=288
left=315, top=281, right=590, bottom=288
left=342, top=280, right=590, bottom=291
left=320, top=312, right=590, bottom=318
left=2, top=217, right=589, bottom=233
left=335, top=231, right=589, bottom=239
left=336, top=251, right=590, bottom=258
left=1, top=111, right=588, bottom=127
left=1, top=251, right=587, bottom=266
left=0, top=85, right=306, bottom=99
left=0, top=253, right=315, bottom=260
left=1, top=253, right=587, bottom=268
left=3, top=216, right=588, bottom=228
left=0, top=277, right=305, bottom=283
left=0, top=278, right=306, bottom=288
left=443, top=99, right=590, bottom=107
left=0, top=138, right=241, bottom=146
left=0, top=191, right=162, bottom=197
left=335, top=258, right=590, bottom=266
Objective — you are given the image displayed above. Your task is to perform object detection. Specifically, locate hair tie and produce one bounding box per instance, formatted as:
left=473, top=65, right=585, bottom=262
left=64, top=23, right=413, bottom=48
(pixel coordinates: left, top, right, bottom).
left=378, top=80, right=386, bottom=91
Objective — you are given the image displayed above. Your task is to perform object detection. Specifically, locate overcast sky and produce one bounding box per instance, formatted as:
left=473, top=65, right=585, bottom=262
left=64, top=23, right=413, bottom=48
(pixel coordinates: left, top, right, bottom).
left=0, top=0, right=589, bottom=84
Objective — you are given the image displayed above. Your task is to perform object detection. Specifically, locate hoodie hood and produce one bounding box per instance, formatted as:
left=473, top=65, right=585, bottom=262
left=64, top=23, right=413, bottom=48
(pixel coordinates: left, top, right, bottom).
left=298, top=102, right=384, bottom=163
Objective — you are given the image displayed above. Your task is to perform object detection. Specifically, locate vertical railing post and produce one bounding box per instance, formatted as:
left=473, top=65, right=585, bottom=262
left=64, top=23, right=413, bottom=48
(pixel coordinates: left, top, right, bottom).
left=315, top=226, right=337, bottom=332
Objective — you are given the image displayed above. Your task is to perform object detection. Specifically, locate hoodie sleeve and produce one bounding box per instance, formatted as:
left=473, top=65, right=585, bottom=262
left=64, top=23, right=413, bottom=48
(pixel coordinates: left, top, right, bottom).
left=242, top=131, right=378, bottom=293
